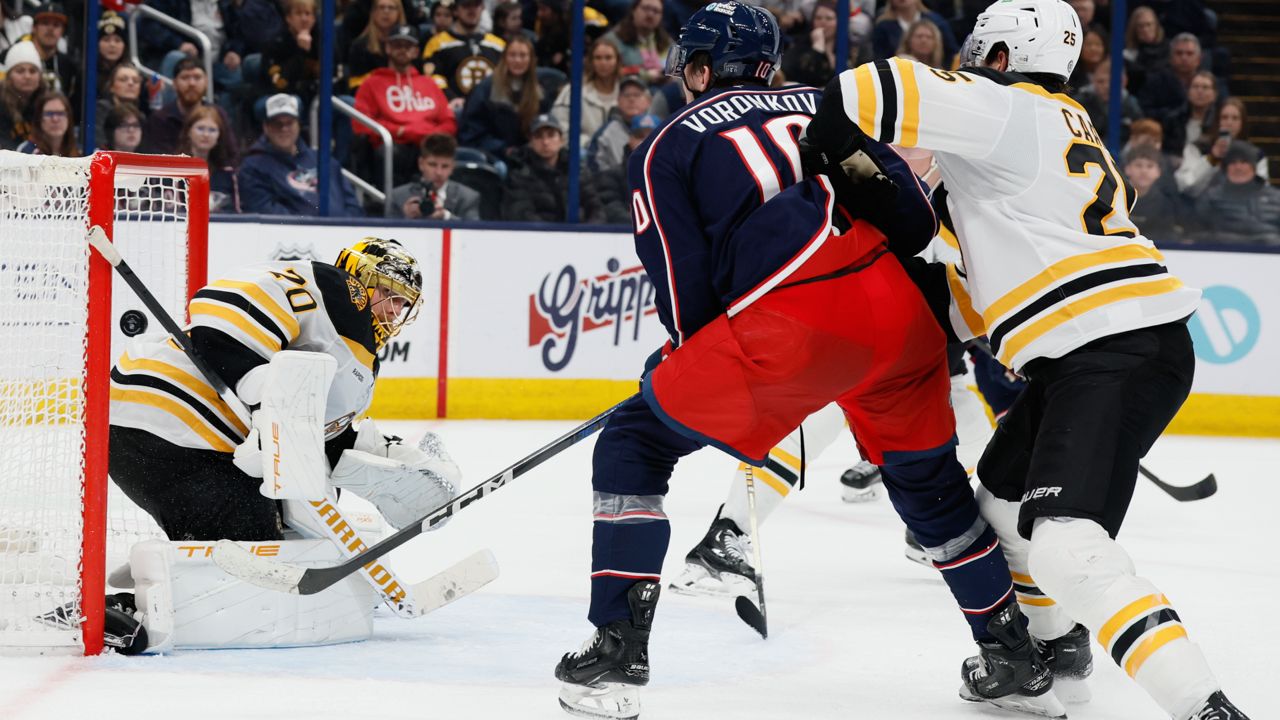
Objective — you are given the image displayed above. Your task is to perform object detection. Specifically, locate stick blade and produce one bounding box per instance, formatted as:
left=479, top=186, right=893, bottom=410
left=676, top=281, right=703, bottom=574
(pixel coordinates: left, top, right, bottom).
left=408, top=548, right=500, bottom=616
left=212, top=539, right=305, bottom=593
left=1193, top=473, right=1218, bottom=499
left=735, top=595, right=767, bottom=639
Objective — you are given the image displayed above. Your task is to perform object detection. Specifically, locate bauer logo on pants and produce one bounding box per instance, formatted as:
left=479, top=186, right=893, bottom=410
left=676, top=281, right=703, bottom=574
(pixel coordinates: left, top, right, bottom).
left=528, top=259, right=658, bottom=372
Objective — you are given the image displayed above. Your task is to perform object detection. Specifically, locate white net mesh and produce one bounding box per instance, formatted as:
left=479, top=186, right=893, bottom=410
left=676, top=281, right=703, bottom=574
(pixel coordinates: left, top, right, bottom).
left=0, top=152, right=195, bottom=653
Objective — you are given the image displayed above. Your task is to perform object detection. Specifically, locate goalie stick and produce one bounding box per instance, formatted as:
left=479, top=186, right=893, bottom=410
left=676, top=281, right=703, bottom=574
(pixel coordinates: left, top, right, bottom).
left=87, top=226, right=495, bottom=616
left=212, top=397, right=628, bottom=595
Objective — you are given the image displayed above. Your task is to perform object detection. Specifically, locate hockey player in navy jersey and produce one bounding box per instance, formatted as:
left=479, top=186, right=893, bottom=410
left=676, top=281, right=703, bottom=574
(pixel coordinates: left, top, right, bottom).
left=801, top=1, right=1252, bottom=718
left=554, top=4, right=1057, bottom=718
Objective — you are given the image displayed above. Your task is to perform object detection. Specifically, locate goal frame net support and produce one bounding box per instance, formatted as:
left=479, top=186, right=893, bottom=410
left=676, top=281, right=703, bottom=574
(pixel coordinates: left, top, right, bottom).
left=0, top=151, right=208, bottom=655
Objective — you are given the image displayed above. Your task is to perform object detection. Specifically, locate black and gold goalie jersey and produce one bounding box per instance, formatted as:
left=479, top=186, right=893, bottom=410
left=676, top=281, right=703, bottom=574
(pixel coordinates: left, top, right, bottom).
left=110, top=262, right=381, bottom=453
left=421, top=30, right=505, bottom=99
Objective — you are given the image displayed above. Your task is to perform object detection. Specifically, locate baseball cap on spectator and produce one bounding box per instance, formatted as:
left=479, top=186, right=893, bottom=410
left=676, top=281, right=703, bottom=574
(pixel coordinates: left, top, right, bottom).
left=530, top=113, right=563, bottom=134
left=34, top=2, right=68, bottom=25
left=98, top=10, right=126, bottom=35
left=387, top=24, right=419, bottom=45
left=265, top=93, right=301, bottom=120
left=630, top=113, right=659, bottom=134
left=1223, top=141, right=1260, bottom=166
left=2, top=40, right=41, bottom=72
left=619, top=75, right=648, bottom=94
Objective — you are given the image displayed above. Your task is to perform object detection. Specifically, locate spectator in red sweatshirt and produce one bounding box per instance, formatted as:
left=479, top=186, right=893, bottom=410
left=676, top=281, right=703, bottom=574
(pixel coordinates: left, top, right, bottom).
left=353, top=24, right=456, bottom=183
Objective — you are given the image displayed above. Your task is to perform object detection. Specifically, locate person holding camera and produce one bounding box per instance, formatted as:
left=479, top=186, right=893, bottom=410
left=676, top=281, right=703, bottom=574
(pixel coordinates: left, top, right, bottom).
left=389, top=132, right=481, bottom=220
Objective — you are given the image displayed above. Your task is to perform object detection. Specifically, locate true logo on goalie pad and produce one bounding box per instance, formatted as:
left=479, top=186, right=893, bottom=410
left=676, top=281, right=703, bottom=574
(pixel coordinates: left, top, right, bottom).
left=347, top=275, right=369, bottom=310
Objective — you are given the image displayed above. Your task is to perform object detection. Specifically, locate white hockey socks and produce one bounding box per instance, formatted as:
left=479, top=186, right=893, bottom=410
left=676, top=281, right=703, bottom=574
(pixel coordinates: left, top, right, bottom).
left=975, top=486, right=1076, bottom=641
left=721, top=403, right=846, bottom=530
left=1027, top=518, right=1220, bottom=719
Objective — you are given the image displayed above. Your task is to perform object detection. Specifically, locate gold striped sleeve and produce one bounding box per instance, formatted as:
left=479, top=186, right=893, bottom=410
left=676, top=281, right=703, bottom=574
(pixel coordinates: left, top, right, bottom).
left=851, top=63, right=878, bottom=138
left=946, top=264, right=986, bottom=337
left=190, top=300, right=283, bottom=355
left=109, top=386, right=236, bottom=452
left=982, top=243, right=1166, bottom=329
left=997, top=277, right=1183, bottom=364
left=117, top=353, right=249, bottom=435
left=892, top=58, right=921, bottom=147
left=210, top=279, right=300, bottom=341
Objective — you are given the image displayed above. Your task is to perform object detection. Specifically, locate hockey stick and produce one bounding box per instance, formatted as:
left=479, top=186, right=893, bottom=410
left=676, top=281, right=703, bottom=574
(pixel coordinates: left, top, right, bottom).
left=213, top=397, right=629, bottom=595
left=1138, top=464, right=1217, bottom=502
left=87, top=226, right=485, bottom=617
left=734, top=465, right=768, bottom=639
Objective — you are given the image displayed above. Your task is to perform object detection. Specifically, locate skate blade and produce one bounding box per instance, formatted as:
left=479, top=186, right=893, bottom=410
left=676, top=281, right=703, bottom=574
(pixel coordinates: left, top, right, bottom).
left=841, top=485, right=881, bottom=503
left=903, top=544, right=932, bottom=568
left=558, top=682, right=640, bottom=720
left=667, top=564, right=756, bottom=598
left=1052, top=678, right=1090, bottom=704
left=959, top=685, right=1067, bottom=719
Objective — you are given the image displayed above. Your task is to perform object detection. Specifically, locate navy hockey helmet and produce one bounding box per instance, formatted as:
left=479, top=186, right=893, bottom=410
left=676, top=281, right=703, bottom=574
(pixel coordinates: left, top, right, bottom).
left=665, top=1, right=781, bottom=85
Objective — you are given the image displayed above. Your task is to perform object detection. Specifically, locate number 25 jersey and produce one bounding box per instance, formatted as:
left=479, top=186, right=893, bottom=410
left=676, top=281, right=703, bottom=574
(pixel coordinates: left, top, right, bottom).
left=827, top=58, right=1201, bottom=371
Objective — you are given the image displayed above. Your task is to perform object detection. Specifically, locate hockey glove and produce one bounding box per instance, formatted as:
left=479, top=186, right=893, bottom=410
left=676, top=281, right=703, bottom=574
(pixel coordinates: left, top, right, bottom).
left=800, top=135, right=900, bottom=231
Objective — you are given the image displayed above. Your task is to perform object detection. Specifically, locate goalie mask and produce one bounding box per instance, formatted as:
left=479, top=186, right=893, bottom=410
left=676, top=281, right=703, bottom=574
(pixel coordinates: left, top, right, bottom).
left=335, top=238, right=423, bottom=349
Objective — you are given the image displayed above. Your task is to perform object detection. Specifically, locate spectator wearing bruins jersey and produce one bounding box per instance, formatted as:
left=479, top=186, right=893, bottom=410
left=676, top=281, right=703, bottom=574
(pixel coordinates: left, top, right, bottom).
left=803, top=2, right=1251, bottom=720
left=108, top=238, right=424, bottom=542
left=422, top=0, right=505, bottom=107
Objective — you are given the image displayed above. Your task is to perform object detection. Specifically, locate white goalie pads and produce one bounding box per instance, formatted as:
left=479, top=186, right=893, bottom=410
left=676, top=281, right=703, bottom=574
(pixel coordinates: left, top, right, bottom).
left=131, top=538, right=376, bottom=652
left=232, top=351, right=336, bottom=500
left=329, top=420, right=462, bottom=529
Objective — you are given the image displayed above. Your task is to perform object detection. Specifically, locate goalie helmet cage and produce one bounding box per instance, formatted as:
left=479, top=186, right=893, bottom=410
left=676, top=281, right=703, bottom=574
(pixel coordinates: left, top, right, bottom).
left=0, top=151, right=208, bottom=655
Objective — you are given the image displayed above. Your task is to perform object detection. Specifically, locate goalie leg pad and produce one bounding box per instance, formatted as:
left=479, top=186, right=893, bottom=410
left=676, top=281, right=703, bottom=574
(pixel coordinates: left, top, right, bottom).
left=131, top=538, right=376, bottom=652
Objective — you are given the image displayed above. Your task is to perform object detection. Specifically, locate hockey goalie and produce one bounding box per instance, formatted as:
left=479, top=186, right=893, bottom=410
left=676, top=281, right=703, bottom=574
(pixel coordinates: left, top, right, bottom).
left=98, top=237, right=468, bottom=653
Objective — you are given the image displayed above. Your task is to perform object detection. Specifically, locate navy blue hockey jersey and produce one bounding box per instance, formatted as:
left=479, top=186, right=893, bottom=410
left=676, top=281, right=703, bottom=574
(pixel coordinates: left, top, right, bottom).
left=627, top=84, right=937, bottom=346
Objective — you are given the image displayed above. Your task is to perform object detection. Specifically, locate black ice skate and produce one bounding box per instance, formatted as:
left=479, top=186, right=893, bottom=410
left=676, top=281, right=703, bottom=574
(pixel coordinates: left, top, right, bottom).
left=1036, top=624, right=1093, bottom=703
left=960, top=604, right=1066, bottom=719
left=667, top=510, right=756, bottom=598
left=839, top=460, right=882, bottom=502
left=34, top=592, right=148, bottom=656
left=1182, top=690, right=1251, bottom=720
left=556, top=581, right=659, bottom=719
left=902, top=527, right=932, bottom=567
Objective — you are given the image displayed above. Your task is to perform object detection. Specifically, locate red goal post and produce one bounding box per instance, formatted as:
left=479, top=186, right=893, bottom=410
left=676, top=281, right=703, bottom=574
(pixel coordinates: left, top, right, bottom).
left=0, top=151, right=208, bottom=655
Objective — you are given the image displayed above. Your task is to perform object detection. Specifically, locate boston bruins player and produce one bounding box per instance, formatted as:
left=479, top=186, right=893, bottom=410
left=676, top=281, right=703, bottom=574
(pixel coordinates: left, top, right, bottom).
left=801, top=1, right=1251, bottom=718
left=109, top=237, right=457, bottom=544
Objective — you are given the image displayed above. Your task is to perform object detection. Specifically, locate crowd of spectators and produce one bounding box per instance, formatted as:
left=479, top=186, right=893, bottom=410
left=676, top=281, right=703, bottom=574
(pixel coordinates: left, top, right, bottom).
left=0, top=0, right=1272, bottom=244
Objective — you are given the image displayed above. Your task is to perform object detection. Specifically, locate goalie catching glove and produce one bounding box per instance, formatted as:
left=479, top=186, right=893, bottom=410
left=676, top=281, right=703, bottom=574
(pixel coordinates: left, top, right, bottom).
left=329, top=420, right=462, bottom=529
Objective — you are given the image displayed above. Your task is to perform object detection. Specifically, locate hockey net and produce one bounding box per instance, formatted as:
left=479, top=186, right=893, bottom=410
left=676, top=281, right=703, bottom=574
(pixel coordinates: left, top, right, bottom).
left=0, top=151, right=209, bottom=655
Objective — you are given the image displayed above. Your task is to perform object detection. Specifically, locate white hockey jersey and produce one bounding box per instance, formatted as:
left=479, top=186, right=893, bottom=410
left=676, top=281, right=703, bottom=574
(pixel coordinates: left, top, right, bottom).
left=110, top=262, right=380, bottom=452
left=834, top=58, right=1201, bottom=371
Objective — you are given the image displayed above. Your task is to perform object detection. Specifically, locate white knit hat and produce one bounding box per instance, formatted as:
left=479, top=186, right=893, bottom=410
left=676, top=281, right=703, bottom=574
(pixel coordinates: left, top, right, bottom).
left=3, top=40, right=41, bottom=74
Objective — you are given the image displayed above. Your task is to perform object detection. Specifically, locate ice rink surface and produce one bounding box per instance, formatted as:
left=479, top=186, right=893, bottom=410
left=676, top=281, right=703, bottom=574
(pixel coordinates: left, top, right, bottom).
left=1, top=419, right=1276, bottom=720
